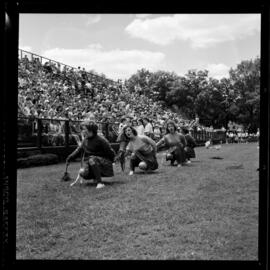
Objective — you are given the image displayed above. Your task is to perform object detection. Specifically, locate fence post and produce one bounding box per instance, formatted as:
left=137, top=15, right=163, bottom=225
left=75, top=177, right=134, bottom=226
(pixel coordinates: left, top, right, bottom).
left=37, top=118, right=42, bottom=150
left=65, top=120, right=69, bottom=149
left=105, top=122, right=109, bottom=141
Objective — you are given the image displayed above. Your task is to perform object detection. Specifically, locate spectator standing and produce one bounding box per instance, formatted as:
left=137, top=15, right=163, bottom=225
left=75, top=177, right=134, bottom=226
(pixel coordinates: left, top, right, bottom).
left=144, top=118, right=154, bottom=139
left=136, top=119, right=145, bottom=136
left=153, top=125, right=161, bottom=141
left=118, top=118, right=127, bottom=134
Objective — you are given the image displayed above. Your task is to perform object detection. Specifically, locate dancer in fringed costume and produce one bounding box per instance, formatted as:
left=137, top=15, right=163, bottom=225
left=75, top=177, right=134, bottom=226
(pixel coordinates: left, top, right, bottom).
left=66, top=121, right=115, bottom=189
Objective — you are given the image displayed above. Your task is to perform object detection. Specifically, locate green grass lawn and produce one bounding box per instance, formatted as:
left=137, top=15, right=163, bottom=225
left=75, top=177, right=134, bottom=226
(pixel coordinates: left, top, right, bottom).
left=16, top=143, right=259, bottom=260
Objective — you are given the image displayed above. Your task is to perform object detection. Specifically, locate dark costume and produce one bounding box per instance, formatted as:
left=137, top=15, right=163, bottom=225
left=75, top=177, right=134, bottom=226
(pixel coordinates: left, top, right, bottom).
left=184, top=133, right=196, bottom=159
left=68, top=134, right=115, bottom=183
left=115, top=129, right=129, bottom=171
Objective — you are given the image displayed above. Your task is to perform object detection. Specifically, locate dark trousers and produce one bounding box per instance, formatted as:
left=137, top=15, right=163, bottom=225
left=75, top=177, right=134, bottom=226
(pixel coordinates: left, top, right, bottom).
left=88, top=163, right=102, bottom=183
left=79, top=155, right=114, bottom=183
left=130, top=155, right=143, bottom=171
left=170, top=147, right=186, bottom=165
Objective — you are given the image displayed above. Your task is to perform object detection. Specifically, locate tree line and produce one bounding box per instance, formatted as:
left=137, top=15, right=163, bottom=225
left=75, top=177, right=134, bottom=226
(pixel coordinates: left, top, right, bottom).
left=125, top=57, right=260, bottom=133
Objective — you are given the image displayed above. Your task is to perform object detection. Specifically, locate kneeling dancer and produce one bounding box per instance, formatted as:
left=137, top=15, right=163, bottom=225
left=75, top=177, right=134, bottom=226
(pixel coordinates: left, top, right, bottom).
left=122, top=125, right=158, bottom=175
left=66, top=121, right=115, bottom=189
left=182, top=127, right=196, bottom=163
left=156, top=120, right=187, bottom=167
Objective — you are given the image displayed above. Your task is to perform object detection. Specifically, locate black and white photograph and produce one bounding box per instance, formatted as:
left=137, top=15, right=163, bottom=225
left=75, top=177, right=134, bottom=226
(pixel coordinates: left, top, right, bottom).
left=12, top=11, right=262, bottom=261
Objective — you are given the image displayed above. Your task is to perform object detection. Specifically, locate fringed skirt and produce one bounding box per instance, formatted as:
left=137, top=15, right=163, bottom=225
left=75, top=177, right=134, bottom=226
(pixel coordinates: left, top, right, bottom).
left=134, top=150, right=158, bottom=170
left=80, top=155, right=114, bottom=180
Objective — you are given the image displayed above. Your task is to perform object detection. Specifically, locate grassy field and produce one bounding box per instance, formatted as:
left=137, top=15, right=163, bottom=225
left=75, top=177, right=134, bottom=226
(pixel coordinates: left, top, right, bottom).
left=16, top=143, right=259, bottom=260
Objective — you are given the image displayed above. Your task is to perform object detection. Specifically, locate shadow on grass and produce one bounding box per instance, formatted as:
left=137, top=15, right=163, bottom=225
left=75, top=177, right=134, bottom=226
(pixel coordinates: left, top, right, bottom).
left=84, top=180, right=126, bottom=187
left=226, top=164, right=244, bottom=170
left=135, top=170, right=162, bottom=175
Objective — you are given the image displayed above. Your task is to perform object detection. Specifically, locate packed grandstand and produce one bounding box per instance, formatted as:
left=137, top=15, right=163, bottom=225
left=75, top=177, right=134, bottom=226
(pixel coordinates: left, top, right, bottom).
left=17, top=49, right=258, bottom=147
left=18, top=50, right=197, bottom=126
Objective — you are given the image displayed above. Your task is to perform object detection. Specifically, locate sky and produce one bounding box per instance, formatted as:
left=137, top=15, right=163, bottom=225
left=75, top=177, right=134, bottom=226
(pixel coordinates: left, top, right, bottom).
left=19, top=14, right=260, bottom=81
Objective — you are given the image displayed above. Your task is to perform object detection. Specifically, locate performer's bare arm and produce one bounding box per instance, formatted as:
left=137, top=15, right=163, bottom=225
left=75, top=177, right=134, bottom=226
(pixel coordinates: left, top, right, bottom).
left=156, top=137, right=165, bottom=150
left=141, top=136, right=157, bottom=155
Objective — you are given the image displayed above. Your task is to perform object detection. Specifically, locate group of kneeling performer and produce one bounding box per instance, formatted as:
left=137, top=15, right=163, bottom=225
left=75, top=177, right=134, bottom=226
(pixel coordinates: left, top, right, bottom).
left=66, top=120, right=197, bottom=189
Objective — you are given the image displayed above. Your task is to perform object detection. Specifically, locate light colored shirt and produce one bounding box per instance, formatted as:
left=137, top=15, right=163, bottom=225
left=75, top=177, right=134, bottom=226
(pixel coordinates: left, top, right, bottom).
left=154, top=127, right=161, bottom=134
left=136, top=125, right=145, bottom=136
left=144, top=123, right=153, bottom=134
left=126, top=135, right=156, bottom=154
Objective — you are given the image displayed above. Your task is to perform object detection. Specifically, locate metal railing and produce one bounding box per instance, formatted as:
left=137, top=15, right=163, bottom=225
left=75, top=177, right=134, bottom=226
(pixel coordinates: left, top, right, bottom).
left=190, top=129, right=215, bottom=143
left=17, top=117, right=225, bottom=150
left=17, top=117, right=119, bottom=149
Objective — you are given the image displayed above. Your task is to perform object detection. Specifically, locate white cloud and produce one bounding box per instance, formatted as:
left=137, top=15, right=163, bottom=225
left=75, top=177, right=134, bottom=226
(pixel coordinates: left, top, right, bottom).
left=86, top=43, right=103, bottom=50
left=42, top=45, right=165, bottom=80
left=205, top=63, right=230, bottom=79
left=125, top=14, right=260, bottom=48
left=82, top=14, right=101, bottom=26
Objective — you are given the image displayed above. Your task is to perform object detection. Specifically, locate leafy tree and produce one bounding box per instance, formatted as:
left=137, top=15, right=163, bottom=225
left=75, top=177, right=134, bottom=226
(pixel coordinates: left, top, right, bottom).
left=229, top=57, right=260, bottom=132
left=180, top=69, right=209, bottom=118
left=194, top=78, right=226, bottom=128
left=149, top=71, right=179, bottom=101
left=219, top=77, right=240, bottom=128
left=124, top=57, right=260, bottom=131
left=126, top=68, right=152, bottom=95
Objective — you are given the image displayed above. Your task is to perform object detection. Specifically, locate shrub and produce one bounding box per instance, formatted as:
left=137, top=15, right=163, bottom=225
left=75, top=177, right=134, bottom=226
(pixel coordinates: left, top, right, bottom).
left=17, top=150, right=41, bottom=159
left=17, top=154, right=59, bottom=168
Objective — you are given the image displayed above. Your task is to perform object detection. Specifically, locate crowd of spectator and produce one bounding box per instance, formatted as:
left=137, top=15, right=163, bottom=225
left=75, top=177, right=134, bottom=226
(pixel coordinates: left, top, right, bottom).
left=226, top=130, right=259, bottom=143
left=18, top=55, right=199, bottom=124
left=18, top=52, right=258, bottom=146
left=18, top=54, right=204, bottom=141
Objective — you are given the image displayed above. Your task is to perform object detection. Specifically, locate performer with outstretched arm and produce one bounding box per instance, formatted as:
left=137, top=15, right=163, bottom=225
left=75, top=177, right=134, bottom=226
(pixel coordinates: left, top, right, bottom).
left=66, top=121, right=115, bottom=189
